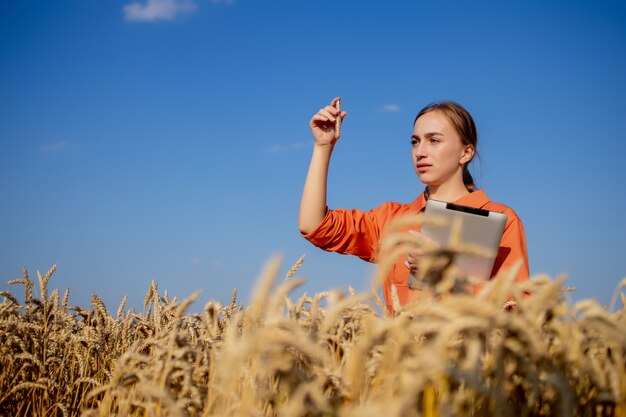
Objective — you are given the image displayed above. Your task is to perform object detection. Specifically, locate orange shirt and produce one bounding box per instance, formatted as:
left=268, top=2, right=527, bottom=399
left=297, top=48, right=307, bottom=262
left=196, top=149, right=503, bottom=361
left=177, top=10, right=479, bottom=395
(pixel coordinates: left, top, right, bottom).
left=301, top=190, right=529, bottom=312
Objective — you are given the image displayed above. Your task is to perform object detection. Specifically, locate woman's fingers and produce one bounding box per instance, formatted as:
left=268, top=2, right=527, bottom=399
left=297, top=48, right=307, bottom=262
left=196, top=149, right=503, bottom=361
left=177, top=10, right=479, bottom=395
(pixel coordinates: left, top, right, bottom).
left=313, top=98, right=346, bottom=122
left=311, top=110, right=346, bottom=129
left=405, top=252, right=420, bottom=271
left=404, top=259, right=413, bottom=271
left=310, top=115, right=331, bottom=126
left=404, top=231, right=439, bottom=271
left=319, top=108, right=336, bottom=121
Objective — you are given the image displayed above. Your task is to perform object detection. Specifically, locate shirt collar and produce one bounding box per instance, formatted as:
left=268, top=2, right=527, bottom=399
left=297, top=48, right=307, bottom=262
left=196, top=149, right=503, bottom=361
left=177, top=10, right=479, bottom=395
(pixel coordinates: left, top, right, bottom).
left=455, top=189, right=491, bottom=208
left=410, top=189, right=491, bottom=212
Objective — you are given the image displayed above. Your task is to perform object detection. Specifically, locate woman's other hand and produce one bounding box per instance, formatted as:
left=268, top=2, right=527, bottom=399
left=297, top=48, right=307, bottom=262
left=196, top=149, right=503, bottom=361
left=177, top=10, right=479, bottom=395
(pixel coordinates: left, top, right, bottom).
left=404, top=231, right=439, bottom=272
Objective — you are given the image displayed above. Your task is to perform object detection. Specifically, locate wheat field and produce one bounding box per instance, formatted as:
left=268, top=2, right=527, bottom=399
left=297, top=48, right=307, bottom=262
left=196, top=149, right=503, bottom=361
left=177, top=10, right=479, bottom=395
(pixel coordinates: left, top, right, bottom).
left=1, top=216, right=626, bottom=417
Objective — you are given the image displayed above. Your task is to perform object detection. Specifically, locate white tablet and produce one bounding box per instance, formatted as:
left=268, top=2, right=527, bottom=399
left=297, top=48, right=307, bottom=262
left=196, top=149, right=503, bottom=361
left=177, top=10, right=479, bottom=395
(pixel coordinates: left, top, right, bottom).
left=412, top=199, right=507, bottom=285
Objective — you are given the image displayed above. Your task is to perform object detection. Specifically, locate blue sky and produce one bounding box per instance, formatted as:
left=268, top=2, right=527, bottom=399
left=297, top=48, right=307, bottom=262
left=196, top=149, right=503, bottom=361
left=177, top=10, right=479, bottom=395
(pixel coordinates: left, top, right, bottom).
left=1, top=0, right=625, bottom=312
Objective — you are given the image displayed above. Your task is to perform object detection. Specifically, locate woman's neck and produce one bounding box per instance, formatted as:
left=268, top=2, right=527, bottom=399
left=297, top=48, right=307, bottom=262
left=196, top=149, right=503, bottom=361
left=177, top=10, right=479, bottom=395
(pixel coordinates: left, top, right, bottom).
left=426, top=181, right=471, bottom=202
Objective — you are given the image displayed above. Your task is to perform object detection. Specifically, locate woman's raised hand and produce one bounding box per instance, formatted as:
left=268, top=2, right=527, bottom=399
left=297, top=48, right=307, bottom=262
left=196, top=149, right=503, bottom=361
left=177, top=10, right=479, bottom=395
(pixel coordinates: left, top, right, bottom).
left=309, top=97, right=347, bottom=147
left=299, top=97, right=347, bottom=234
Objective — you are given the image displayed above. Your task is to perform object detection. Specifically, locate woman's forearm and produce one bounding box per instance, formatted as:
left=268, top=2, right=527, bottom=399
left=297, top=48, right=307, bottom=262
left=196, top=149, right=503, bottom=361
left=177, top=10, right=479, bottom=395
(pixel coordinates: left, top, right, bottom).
left=298, top=144, right=335, bottom=234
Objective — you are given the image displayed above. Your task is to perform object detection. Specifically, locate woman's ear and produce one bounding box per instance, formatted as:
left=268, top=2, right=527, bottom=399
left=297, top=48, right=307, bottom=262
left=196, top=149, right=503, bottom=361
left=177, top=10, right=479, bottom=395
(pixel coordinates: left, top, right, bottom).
left=460, top=145, right=475, bottom=165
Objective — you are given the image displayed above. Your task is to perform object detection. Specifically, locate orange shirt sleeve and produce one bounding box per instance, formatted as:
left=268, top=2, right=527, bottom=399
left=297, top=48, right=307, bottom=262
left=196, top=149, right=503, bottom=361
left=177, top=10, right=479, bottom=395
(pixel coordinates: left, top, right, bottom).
left=301, top=204, right=395, bottom=262
left=490, top=208, right=529, bottom=283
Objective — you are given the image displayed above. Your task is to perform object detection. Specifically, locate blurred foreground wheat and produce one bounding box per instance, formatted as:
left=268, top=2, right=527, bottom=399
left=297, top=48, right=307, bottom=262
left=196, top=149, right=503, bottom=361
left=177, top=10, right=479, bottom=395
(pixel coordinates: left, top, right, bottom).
left=2, top=221, right=626, bottom=416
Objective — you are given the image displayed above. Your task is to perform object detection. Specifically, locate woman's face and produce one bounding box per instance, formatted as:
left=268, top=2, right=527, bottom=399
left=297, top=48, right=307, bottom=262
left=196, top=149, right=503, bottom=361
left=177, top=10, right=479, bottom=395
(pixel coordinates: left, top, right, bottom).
left=411, top=111, right=473, bottom=187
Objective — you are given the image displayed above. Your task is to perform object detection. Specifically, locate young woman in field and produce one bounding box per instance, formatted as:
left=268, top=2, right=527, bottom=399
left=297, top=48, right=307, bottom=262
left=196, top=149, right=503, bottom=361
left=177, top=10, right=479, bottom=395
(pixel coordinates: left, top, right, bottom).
left=298, top=97, right=529, bottom=312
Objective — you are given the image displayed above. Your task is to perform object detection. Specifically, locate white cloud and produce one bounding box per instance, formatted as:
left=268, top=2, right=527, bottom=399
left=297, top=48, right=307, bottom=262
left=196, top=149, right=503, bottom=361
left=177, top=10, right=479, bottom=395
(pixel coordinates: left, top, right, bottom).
left=38, top=141, right=69, bottom=154
left=191, top=258, right=203, bottom=266
left=265, top=141, right=310, bottom=155
left=123, top=0, right=198, bottom=22
left=379, top=104, right=401, bottom=113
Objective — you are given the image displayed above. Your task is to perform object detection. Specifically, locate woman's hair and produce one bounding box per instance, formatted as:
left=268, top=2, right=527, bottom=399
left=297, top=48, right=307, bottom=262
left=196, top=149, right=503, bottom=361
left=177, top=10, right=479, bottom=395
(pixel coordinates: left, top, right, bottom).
left=414, top=101, right=478, bottom=193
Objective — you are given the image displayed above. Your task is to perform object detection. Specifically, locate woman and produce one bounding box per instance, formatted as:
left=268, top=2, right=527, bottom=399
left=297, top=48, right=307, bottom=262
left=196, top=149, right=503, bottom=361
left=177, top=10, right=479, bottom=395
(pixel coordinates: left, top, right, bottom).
left=299, top=97, right=529, bottom=312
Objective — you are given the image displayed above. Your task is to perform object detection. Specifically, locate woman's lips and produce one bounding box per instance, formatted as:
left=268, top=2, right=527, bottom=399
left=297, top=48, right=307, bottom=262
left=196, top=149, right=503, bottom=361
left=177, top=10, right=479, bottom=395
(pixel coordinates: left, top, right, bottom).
left=416, top=164, right=431, bottom=173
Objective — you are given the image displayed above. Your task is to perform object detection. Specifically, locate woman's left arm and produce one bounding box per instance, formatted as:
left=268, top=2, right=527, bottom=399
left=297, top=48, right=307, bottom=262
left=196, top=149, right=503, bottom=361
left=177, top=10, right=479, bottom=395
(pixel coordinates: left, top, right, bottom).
left=494, top=214, right=530, bottom=282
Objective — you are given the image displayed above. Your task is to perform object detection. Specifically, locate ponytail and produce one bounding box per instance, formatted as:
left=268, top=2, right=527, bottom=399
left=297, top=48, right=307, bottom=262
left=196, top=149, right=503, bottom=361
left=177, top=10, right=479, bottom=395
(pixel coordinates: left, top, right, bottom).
left=462, top=165, right=476, bottom=192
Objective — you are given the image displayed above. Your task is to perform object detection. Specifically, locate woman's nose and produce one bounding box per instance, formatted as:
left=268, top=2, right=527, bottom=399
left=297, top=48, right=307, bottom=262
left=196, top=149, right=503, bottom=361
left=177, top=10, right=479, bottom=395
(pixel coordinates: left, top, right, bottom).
left=414, top=143, right=427, bottom=158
